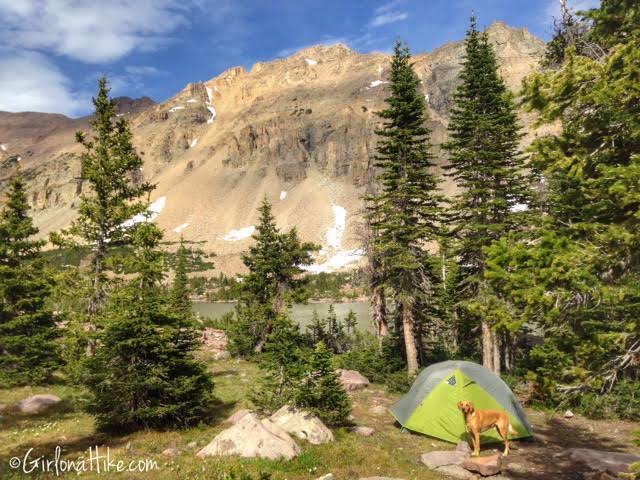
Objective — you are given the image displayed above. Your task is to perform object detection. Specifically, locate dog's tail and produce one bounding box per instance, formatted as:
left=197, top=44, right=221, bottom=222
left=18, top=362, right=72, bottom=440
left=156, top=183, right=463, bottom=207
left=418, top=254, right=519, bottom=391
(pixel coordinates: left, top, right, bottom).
left=508, top=424, right=517, bottom=436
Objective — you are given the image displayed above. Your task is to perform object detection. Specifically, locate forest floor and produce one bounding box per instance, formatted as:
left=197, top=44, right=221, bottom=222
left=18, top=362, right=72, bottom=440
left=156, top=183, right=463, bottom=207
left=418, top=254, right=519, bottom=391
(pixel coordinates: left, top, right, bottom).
left=0, top=355, right=638, bottom=479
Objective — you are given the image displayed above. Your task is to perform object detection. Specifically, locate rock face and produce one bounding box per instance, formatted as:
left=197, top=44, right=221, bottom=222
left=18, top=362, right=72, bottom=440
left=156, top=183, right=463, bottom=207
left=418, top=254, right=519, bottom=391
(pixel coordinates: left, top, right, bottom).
left=197, top=412, right=300, bottom=460
left=227, top=408, right=252, bottom=424
left=567, top=448, right=640, bottom=477
left=201, top=328, right=230, bottom=359
left=0, top=23, right=547, bottom=274
left=17, top=394, right=61, bottom=414
left=270, top=405, right=334, bottom=445
left=338, top=369, right=370, bottom=391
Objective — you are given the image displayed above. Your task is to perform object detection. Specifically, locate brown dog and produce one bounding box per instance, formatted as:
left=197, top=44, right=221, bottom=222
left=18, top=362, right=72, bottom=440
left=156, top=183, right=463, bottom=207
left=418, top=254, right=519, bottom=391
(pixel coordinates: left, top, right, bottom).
left=457, top=400, right=514, bottom=456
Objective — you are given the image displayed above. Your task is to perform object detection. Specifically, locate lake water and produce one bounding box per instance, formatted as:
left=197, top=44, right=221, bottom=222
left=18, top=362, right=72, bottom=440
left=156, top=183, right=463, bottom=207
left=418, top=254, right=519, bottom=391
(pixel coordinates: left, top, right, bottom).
left=193, top=301, right=373, bottom=332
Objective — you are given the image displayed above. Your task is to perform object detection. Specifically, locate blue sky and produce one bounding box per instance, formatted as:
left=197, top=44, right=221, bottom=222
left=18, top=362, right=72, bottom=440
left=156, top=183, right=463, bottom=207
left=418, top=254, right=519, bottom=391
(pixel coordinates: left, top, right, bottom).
left=0, top=0, right=599, bottom=117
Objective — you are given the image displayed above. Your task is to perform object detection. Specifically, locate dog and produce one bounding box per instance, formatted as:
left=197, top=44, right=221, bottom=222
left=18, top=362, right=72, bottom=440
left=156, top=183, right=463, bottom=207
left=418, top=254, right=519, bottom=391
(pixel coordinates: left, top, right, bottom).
left=457, top=400, right=515, bottom=456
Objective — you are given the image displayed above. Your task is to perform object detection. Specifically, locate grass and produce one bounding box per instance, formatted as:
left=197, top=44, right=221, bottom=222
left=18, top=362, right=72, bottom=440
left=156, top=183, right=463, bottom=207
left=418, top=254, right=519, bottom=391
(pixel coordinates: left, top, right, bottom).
left=0, top=355, right=448, bottom=480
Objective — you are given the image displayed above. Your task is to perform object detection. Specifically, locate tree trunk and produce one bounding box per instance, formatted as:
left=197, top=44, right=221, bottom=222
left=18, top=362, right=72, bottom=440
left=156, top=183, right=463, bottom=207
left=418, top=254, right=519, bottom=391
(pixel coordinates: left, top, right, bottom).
left=482, top=320, right=494, bottom=372
left=492, top=329, right=501, bottom=376
left=402, top=294, right=419, bottom=375
left=372, top=285, right=389, bottom=346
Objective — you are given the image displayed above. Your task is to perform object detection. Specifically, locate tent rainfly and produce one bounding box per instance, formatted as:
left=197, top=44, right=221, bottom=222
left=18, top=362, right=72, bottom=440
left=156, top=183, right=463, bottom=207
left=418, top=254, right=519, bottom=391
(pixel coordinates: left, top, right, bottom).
left=390, top=360, right=533, bottom=444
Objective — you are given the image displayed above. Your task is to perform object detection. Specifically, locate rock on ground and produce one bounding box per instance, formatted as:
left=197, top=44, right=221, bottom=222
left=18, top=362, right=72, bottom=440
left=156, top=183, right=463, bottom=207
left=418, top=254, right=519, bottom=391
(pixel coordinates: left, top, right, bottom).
left=567, top=448, right=640, bottom=476
left=197, top=413, right=300, bottom=460
left=227, top=408, right=252, bottom=424
left=338, top=369, right=370, bottom=391
left=316, top=474, right=335, bottom=480
left=162, top=447, right=181, bottom=457
left=270, top=405, right=334, bottom=445
left=349, top=426, right=375, bottom=436
left=433, top=465, right=476, bottom=479
left=201, top=328, right=230, bottom=359
left=369, top=405, right=388, bottom=416
left=421, top=450, right=470, bottom=469
left=359, top=477, right=407, bottom=480
left=17, top=394, right=61, bottom=414
left=456, top=441, right=472, bottom=454
left=563, top=410, right=575, bottom=419
left=462, top=453, right=502, bottom=476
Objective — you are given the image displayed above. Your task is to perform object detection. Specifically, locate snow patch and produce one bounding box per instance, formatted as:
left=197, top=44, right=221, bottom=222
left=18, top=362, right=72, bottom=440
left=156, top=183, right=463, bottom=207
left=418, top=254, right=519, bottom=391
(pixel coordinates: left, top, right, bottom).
left=305, top=58, right=317, bottom=66
left=186, top=98, right=197, bottom=103
left=369, top=80, right=388, bottom=88
left=168, top=105, right=185, bottom=112
left=280, top=191, right=287, bottom=200
left=190, top=138, right=198, bottom=148
left=121, top=196, right=167, bottom=229
left=205, top=87, right=213, bottom=104
left=173, top=222, right=190, bottom=234
left=0, top=144, right=6, bottom=151
left=223, top=225, right=255, bottom=241
left=326, top=205, right=346, bottom=249
left=302, top=249, right=365, bottom=274
left=206, top=105, right=216, bottom=124
left=510, top=203, right=529, bottom=212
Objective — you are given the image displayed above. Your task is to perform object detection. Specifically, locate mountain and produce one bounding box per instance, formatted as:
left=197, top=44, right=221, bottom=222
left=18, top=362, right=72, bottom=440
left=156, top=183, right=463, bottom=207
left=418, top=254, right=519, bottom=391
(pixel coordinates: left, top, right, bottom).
left=0, top=22, right=547, bottom=274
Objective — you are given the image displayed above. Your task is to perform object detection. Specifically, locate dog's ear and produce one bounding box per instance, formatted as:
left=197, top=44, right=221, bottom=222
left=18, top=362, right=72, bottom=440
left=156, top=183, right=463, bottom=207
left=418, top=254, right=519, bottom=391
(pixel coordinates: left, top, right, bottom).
left=467, top=401, right=475, bottom=413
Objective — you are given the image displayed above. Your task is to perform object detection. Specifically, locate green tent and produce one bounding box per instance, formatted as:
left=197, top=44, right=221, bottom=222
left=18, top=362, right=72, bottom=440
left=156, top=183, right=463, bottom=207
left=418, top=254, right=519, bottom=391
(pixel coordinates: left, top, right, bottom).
left=390, top=360, right=533, bottom=444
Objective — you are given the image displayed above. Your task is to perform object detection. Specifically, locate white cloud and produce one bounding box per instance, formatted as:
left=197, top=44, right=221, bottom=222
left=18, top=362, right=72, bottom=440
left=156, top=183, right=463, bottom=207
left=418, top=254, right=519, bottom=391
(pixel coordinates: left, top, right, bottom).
left=124, top=65, right=167, bottom=76
left=374, top=0, right=404, bottom=14
left=0, top=51, right=89, bottom=115
left=369, top=11, right=408, bottom=28
left=0, top=0, right=198, bottom=64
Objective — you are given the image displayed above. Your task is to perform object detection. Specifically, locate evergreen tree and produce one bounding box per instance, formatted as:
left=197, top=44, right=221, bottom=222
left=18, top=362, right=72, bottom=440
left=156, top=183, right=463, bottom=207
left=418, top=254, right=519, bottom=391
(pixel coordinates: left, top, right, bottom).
left=251, top=313, right=308, bottom=414
left=171, top=237, right=192, bottom=320
left=366, top=40, right=443, bottom=374
left=232, top=198, right=317, bottom=354
left=294, top=341, right=351, bottom=426
left=443, top=16, right=533, bottom=374
left=83, top=223, right=214, bottom=432
left=0, top=170, right=59, bottom=386
left=57, top=77, right=154, bottom=318
left=307, top=310, right=327, bottom=345
left=488, top=1, right=640, bottom=399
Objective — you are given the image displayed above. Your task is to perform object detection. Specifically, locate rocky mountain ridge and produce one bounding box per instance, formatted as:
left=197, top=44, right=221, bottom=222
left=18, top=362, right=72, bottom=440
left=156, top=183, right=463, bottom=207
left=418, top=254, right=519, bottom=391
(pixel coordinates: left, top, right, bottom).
left=0, top=22, right=548, bottom=274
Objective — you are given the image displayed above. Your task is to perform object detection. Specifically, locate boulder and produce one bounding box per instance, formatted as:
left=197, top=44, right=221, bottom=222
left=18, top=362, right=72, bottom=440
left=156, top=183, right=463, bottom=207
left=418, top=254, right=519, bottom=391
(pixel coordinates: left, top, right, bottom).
left=433, top=465, right=476, bottom=479
left=317, top=475, right=335, bottom=480
left=197, top=413, right=300, bottom=460
left=270, top=405, right=334, bottom=445
left=462, top=453, right=502, bottom=476
left=421, top=450, right=470, bottom=469
left=201, top=328, right=230, bottom=359
left=349, top=426, right=375, bottom=436
left=563, top=409, right=575, bottom=419
left=162, top=447, right=181, bottom=457
left=186, top=441, right=198, bottom=449
left=17, top=394, right=61, bottom=414
left=456, top=441, right=472, bottom=454
left=567, top=448, right=640, bottom=476
left=337, top=369, right=370, bottom=391
left=227, top=408, right=252, bottom=424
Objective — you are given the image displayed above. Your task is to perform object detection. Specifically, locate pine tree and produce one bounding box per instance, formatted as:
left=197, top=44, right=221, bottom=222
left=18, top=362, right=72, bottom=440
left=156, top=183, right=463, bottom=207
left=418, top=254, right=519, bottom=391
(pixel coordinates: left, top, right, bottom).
left=233, top=198, right=317, bottom=354
left=294, top=341, right=351, bottom=426
left=171, top=237, right=192, bottom=320
left=490, top=1, right=640, bottom=398
left=251, top=313, right=308, bottom=414
left=83, top=223, right=214, bottom=432
left=366, top=40, right=443, bottom=374
left=443, top=16, right=533, bottom=374
left=0, top=170, right=59, bottom=386
left=307, top=310, right=327, bottom=345
left=59, top=77, right=154, bottom=319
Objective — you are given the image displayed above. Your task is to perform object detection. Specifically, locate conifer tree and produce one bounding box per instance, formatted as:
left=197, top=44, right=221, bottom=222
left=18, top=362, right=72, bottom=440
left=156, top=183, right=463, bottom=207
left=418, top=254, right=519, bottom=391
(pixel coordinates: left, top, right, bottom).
left=171, top=237, right=192, bottom=320
left=486, top=0, right=640, bottom=397
left=443, top=17, right=532, bottom=374
left=0, top=170, right=59, bottom=386
left=233, top=198, right=317, bottom=354
left=294, top=341, right=351, bottom=426
left=59, top=77, right=154, bottom=318
left=83, top=223, right=213, bottom=431
left=367, top=40, right=443, bottom=374
left=251, top=313, right=307, bottom=414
